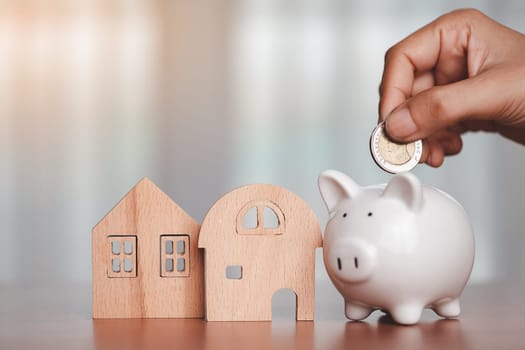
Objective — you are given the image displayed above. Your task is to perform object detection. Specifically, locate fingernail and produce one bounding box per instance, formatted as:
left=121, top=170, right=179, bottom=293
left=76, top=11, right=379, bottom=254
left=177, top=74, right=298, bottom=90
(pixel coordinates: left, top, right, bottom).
left=385, top=106, right=417, bottom=139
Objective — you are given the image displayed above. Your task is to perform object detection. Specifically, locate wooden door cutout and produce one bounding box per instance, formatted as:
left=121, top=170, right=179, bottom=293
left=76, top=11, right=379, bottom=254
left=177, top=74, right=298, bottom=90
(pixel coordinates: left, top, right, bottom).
left=272, top=288, right=298, bottom=321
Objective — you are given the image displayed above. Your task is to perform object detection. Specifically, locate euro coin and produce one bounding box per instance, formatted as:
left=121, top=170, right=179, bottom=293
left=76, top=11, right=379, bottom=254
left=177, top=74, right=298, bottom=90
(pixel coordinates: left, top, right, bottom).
left=370, top=122, right=422, bottom=173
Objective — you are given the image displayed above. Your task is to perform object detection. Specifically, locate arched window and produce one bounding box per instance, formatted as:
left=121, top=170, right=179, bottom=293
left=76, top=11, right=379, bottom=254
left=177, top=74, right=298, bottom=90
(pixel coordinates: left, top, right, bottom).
left=236, top=200, right=285, bottom=235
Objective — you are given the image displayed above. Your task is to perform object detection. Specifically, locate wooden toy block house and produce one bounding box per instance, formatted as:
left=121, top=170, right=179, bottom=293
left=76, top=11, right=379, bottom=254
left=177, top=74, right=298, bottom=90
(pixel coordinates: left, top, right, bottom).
left=92, top=178, right=204, bottom=318
left=198, top=184, right=323, bottom=321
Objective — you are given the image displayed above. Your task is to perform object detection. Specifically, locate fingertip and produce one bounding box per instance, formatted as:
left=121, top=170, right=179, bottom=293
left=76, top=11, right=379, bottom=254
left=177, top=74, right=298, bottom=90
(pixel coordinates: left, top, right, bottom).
left=435, top=130, right=463, bottom=155
left=430, top=153, right=445, bottom=167
left=427, top=143, right=445, bottom=167
left=422, top=139, right=443, bottom=167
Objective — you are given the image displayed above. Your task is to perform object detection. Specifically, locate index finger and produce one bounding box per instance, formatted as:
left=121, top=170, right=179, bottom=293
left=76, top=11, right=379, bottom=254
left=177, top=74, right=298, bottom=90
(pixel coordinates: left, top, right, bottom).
left=379, top=20, right=442, bottom=120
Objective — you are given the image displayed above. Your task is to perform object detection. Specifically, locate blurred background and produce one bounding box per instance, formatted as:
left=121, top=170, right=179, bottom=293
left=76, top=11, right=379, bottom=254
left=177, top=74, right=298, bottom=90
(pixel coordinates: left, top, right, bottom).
left=1, top=0, right=524, bottom=290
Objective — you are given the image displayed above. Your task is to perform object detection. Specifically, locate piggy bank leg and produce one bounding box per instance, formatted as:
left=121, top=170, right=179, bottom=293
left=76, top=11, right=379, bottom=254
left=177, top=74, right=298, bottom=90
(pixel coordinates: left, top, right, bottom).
left=433, top=298, right=460, bottom=318
left=345, top=300, right=372, bottom=321
left=389, top=304, right=423, bottom=325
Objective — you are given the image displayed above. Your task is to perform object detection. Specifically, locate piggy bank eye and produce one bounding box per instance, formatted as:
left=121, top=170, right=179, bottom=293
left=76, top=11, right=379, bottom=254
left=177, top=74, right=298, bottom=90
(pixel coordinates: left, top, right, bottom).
left=342, top=212, right=348, bottom=218
left=368, top=212, right=373, bottom=217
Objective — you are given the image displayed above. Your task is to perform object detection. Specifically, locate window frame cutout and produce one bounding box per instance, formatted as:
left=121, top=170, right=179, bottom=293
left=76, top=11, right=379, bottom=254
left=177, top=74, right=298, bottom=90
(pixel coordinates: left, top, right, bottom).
left=160, top=234, right=190, bottom=278
left=107, top=235, right=137, bottom=278
left=236, top=200, right=285, bottom=236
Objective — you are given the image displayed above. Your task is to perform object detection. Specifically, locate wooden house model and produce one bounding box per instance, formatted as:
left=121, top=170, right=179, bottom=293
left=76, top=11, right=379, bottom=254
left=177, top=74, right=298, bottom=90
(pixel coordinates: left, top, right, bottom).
left=92, top=178, right=204, bottom=318
left=198, top=184, right=323, bottom=321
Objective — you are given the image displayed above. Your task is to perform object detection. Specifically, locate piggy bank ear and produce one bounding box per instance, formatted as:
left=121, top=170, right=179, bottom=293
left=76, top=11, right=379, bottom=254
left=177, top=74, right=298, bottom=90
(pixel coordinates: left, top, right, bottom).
left=318, top=170, right=361, bottom=213
left=382, top=172, right=423, bottom=212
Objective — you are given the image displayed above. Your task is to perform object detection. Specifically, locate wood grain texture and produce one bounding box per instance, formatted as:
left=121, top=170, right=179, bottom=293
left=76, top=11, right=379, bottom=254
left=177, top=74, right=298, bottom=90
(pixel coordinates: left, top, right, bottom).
left=199, top=184, right=323, bottom=321
left=92, top=178, right=204, bottom=318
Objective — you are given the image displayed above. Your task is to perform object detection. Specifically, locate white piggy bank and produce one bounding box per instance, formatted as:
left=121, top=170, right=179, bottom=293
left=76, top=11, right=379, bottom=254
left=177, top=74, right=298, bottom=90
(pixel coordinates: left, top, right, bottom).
left=318, top=170, right=475, bottom=325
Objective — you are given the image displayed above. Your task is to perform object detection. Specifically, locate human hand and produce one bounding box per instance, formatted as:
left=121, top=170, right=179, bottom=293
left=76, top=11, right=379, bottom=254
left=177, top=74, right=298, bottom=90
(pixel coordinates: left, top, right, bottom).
left=379, top=9, right=525, bottom=167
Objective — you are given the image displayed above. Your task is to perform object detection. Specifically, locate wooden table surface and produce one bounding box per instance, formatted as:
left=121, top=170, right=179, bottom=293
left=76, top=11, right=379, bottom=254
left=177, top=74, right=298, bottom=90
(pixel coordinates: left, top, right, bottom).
left=0, top=281, right=524, bottom=350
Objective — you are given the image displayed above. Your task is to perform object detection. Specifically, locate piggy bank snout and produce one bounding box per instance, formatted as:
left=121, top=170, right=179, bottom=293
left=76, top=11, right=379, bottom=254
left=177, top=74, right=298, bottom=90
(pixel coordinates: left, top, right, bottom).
left=327, top=238, right=377, bottom=283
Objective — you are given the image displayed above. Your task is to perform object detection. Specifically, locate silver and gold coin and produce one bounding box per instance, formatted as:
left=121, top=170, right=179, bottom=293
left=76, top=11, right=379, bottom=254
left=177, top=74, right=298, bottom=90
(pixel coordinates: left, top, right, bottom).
left=370, top=122, right=422, bottom=173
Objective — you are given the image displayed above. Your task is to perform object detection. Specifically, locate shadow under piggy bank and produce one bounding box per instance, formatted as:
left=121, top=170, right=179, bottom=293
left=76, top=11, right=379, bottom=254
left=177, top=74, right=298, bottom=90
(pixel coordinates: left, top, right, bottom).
left=342, top=317, right=472, bottom=350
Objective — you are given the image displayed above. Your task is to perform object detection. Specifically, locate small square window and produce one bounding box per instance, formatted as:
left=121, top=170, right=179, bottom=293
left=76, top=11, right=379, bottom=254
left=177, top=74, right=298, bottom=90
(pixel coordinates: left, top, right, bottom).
left=226, top=265, right=243, bottom=279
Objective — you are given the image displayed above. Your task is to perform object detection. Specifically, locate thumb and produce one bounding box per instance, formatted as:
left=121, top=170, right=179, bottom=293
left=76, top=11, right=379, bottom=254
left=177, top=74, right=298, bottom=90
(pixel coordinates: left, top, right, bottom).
left=384, top=76, right=500, bottom=142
